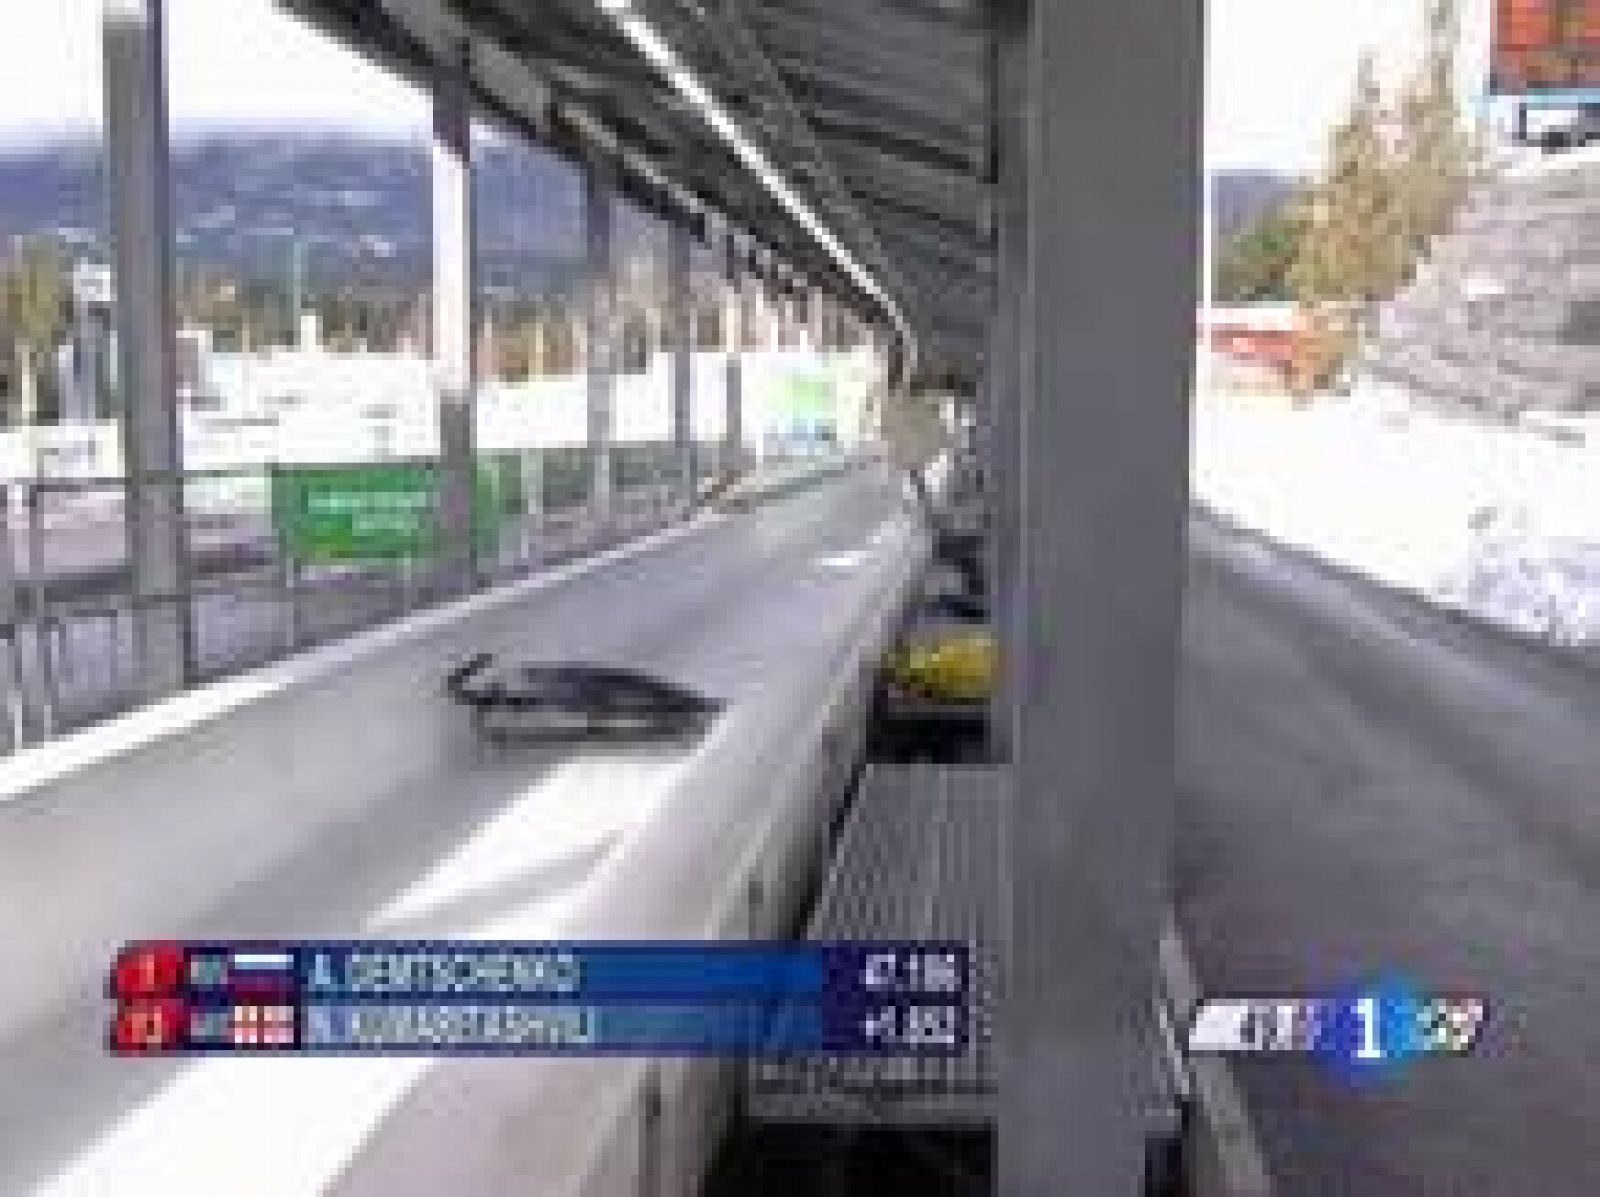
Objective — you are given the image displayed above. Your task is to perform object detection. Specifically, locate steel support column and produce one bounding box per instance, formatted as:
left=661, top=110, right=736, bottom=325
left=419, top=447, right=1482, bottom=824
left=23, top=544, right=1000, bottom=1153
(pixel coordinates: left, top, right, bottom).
left=584, top=157, right=617, bottom=522
left=668, top=220, right=694, bottom=509
left=769, top=270, right=783, bottom=350
left=104, top=0, right=193, bottom=699
left=722, top=232, right=746, bottom=480
left=1000, top=0, right=1202, bottom=1194
left=751, top=249, right=772, bottom=352
left=986, top=0, right=1027, bottom=762
left=776, top=269, right=794, bottom=349
left=431, top=41, right=477, bottom=593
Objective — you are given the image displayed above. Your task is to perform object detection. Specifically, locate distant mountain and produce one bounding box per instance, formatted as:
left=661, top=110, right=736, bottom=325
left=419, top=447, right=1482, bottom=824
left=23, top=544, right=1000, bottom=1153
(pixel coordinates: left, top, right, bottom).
left=0, top=132, right=586, bottom=295
left=1214, top=170, right=1296, bottom=245
left=0, top=136, right=1297, bottom=298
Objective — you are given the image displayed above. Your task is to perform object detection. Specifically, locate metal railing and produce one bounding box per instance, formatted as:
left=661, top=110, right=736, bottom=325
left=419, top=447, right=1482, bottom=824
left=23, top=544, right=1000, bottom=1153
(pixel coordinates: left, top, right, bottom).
left=0, top=443, right=715, bottom=755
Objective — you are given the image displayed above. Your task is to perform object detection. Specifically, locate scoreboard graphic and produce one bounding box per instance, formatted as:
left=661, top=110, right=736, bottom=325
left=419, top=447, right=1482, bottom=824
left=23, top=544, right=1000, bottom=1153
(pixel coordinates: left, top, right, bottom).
left=1185, top=984, right=1488, bottom=1077
left=1493, top=0, right=1600, bottom=95
left=108, top=941, right=970, bottom=1056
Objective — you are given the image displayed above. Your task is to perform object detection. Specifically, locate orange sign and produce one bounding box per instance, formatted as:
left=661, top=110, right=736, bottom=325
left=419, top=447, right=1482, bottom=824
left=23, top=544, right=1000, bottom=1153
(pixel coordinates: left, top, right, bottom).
left=1494, top=0, right=1600, bottom=92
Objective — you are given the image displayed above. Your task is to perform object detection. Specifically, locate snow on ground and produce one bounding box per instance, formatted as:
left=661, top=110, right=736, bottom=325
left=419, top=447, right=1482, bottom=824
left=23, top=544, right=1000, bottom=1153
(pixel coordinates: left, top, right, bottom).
left=1498, top=139, right=1600, bottom=180
left=1191, top=379, right=1600, bottom=647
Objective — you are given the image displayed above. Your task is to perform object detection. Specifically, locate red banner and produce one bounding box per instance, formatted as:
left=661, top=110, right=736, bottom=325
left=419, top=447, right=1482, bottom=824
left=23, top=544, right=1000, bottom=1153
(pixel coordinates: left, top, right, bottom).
left=1494, top=0, right=1600, bottom=92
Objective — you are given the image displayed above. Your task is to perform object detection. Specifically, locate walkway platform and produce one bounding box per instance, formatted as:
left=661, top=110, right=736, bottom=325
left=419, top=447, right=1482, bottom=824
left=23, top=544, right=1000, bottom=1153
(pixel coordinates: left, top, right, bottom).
left=748, top=761, right=1187, bottom=1178
left=750, top=763, right=1005, bottom=1127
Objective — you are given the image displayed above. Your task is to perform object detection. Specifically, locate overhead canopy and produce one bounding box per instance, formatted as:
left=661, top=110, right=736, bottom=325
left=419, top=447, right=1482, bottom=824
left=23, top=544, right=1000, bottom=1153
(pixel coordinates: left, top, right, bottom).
left=283, top=0, right=997, bottom=383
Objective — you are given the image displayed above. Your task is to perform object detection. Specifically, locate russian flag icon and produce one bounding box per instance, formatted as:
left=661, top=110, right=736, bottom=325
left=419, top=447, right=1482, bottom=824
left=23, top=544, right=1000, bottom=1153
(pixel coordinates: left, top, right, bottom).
left=227, top=949, right=296, bottom=999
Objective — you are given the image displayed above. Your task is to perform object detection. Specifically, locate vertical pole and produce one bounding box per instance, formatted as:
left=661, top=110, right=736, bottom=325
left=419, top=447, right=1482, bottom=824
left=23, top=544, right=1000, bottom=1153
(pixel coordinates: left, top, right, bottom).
left=767, top=262, right=783, bottom=351
left=768, top=268, right=780, bottom=342
left=722, top=231, right=745, bottom=481
left=765, top=267, right=779, bottom=351
left=0, top=484, right=24, bottom=747
left=583, top=156, right=617, bottom=527
left=748, top=248, right=767, bottom=352
left=26, top=487, right=57, bottom=732
left=668, top=220, right=694, bottom=510
left=1198, top=135, right=1216, bottom=402
left=748, top=252, right=771, bottom=467
left=523, top=448, right=543, bottom=557
left=987, top=0, right=1027, bottom=762
left=794, top=279, right=808, bottom=351
left=290, top=237, right=306, bottom=346
left=1000, top=0, right=1202, bottom=1194
left=431, top=40, right=477, bottom=594
left=808, top=285, right=826, bottom=352
left=104, top=0, right=192, bottom=701
left=787, top=275, right=801, bottom=350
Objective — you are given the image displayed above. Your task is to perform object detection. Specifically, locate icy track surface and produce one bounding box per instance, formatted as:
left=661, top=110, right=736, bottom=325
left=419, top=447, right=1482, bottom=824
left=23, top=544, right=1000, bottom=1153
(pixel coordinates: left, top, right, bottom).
left=1191, top=386, right=1600, bottom=648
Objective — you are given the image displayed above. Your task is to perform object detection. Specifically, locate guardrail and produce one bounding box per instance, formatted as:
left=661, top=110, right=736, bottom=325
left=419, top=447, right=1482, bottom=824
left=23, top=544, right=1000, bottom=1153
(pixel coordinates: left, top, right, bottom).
left=0, top=444, right=730, bottom=754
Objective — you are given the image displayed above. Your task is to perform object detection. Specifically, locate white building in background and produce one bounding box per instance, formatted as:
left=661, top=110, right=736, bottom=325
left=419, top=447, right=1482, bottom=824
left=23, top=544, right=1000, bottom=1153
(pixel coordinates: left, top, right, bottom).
left=57, top=261, right=117, bottom=425
left=17, top=304, right=882, bottom=482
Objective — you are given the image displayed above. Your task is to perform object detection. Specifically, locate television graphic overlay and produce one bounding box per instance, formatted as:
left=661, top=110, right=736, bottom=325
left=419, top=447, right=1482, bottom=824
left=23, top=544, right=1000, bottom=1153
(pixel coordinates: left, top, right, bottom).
left=107, top=940, right=972, bottom=1057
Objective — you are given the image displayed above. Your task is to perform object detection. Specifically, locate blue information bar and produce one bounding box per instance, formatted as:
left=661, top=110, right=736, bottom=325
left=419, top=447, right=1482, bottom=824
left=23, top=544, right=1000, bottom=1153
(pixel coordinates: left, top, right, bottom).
left=113, top=997, right=968, bottom=1056
left=111, top=940, right=969, bottom=1002
left=110, top=941, right=974, bottom=1057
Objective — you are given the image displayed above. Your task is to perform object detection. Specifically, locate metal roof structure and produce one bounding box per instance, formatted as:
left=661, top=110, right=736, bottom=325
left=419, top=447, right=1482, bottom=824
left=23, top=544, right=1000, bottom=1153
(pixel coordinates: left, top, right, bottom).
left=265, top=7, right=1204, bottom=1193
left=88, top=2, right=1204, bottom=1191
left=285, top=0, right=996, bottom=382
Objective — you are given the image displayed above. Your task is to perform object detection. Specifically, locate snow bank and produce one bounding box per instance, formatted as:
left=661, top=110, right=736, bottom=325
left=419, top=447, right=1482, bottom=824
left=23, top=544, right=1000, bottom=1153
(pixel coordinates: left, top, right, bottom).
left=1191, top=386, right=1600, bottom=647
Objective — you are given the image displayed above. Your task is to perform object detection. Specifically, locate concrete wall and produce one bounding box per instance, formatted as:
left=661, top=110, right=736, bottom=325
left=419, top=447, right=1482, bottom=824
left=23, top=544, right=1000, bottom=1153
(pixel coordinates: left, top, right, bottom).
left=0, top=518, right=707, bottom=1045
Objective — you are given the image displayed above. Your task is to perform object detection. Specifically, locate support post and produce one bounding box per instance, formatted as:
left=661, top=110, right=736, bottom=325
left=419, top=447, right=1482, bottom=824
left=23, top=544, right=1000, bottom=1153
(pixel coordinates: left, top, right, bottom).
left=773, top=268, right=790, bottom=349
left=999, top=0, right=1202, bottom=1194
left=987, top=0, right=1027, bottom=762
left=722, top=232, right=745, bottom=481
left=750, top=249, right=770, bottom=352
left=668, top=220, right=694, bottom=510
left=104, top=0, right=193, bottom=700
left=583, top=156, right=617, bottom=525
left=808, top=285, right=826, bottom=352
left=431, top=40, right=477, bottom=593
left=772, top=266, right=787, bottom=351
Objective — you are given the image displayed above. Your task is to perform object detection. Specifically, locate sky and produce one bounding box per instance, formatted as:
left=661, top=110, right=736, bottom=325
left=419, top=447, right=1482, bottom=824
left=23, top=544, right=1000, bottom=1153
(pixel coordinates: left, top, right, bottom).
left=0, top=0, right=430, bottom=147
left=1207, top=0, right=1494, bottom=174
left=0, top=0, right=1494, bottom=174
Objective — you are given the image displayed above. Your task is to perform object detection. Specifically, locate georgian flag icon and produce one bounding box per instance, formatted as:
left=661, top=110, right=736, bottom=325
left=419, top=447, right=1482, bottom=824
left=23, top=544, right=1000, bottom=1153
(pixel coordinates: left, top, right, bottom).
left=111, top=999, right=188, bottom=1053
left=230, top=1003, right=297, bottom=1048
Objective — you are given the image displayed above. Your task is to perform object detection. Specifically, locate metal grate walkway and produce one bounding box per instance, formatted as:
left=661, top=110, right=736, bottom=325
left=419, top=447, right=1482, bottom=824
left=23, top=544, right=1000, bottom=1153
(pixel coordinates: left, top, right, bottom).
left=748, top=763, right=1005, bottom=1126
left=748, top=763, right=1187, bottom=1147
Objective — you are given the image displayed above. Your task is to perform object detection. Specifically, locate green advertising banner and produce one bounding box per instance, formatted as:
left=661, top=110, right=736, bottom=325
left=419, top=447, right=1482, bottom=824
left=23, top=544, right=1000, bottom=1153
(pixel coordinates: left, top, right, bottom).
left=776, top=368, right=837, bottom=418
left=271, top=459, right=523, bottom=564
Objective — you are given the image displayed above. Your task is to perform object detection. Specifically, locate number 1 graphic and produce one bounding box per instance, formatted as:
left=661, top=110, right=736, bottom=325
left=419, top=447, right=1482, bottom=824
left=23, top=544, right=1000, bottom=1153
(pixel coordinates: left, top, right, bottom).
left=1354, top=996, right=1383, bottom=1060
